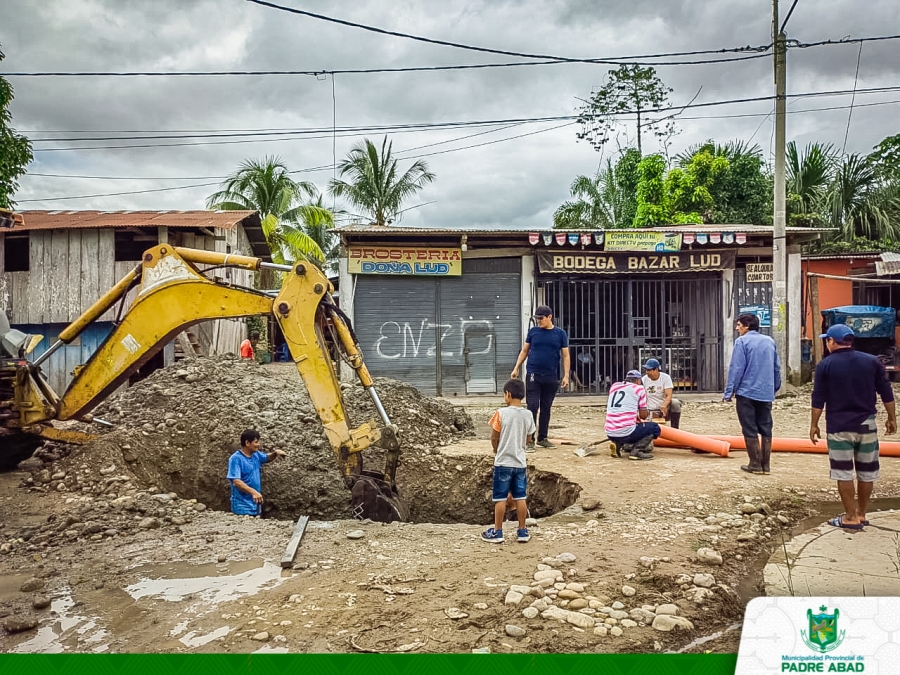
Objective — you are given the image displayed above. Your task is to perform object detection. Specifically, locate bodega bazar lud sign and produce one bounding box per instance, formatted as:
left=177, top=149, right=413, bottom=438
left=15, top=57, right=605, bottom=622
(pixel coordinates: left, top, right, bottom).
left=537, top=249, right=736, bottom=274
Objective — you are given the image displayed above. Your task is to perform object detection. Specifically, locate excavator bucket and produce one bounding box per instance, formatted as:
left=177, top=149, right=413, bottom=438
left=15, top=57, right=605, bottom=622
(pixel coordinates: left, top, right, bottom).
left=350, top=470, right=409, bottom=523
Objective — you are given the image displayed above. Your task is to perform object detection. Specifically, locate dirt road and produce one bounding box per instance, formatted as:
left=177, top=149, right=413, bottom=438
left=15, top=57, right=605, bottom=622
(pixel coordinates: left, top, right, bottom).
left=2, top=382, right=898, bottom=654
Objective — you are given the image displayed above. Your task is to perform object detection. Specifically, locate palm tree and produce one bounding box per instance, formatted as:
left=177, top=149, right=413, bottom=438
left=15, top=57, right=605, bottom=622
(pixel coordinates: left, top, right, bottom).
left=329, top=136, right=435, bottom=226
left=827, top=154, right=900, bottom=241
left=207, top=157, right=332, bottom=265
left=786, top=142, right=836, bottom=225
left=553, top=160, right=623, bottom=229
left=301, top=193, right=342, bottom=272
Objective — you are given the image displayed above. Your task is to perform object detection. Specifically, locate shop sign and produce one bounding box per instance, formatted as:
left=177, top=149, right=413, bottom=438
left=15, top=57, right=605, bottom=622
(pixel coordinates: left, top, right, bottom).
left=536, top=249, right=736, bottom=274
left=745, top=263, right=773, bottom=283
left=604, top=231, right=683, bottom=252
left=348, top=246, right=462, bottom=276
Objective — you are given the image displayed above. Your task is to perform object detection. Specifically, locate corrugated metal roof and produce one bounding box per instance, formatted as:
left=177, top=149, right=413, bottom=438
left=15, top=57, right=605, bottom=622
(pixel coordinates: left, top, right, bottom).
left=803, top=252, right=882, bottom=260
left=336, top=222, right=829, bottom=235
left=14, top=210, right=258, bottom=232
left=876, top=251, right=900, bottom=276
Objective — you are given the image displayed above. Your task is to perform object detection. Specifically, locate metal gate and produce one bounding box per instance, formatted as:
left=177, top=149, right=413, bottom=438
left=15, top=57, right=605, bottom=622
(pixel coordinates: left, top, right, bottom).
left=541, top=276, right=724, bottom=393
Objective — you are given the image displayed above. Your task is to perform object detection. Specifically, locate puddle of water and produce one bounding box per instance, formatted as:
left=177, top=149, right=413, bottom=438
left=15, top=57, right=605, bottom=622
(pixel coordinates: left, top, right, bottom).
left=179, top=625, right=232, bottom=648
left=124, top=559, right=285, bottom=604
left=673, top=621, right=742, bottom=653
left=253, top=645, right=290, bottom=653
left=11, top=590, right=109, bottom=654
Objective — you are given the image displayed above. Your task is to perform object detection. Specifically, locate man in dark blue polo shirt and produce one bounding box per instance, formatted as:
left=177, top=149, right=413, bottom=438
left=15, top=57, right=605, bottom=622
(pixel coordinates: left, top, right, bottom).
left=511, top=305, right=569, bottom=449
left=811, top=324, right=896, bottom=530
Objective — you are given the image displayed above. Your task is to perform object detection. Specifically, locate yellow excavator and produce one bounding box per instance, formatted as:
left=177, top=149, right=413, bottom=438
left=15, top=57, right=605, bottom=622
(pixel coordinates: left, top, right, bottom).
left=0, top=244, right=407, bottom=522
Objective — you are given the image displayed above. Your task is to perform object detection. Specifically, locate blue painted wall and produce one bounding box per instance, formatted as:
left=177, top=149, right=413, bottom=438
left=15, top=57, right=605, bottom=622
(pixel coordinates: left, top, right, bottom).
left=15, top=322, right=115, bottom=396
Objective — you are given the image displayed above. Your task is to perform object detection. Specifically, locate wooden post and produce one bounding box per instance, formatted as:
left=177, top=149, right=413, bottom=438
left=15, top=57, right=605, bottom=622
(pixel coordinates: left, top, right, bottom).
left=810, top=274, right=823, bottom=365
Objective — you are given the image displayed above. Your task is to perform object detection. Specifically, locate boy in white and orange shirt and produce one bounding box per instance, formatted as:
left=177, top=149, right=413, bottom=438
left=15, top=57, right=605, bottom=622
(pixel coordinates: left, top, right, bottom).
left=482, top=379, right=536, bottom=544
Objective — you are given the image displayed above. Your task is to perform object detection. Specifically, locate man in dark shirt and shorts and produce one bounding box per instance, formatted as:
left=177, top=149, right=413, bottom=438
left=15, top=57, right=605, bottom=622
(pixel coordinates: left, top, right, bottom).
left=511, top=305, right=569, bottom=449
left=810, top=324, right=896, bottom=530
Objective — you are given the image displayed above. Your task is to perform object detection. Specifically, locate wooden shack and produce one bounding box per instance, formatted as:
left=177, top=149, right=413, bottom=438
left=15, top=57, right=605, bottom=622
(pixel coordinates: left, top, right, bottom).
left=0, top=210, right=268, bottom=393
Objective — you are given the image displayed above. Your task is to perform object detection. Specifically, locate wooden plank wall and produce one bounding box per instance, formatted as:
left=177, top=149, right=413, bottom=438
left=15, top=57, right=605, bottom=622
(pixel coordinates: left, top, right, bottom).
left=1, top=225, right=258, bottom=356
left=5, top=229, right=122, bottom=325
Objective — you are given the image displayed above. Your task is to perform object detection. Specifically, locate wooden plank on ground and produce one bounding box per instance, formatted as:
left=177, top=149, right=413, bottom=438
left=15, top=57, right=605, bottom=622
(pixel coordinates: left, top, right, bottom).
left=280, top=515, right=310, bottom=569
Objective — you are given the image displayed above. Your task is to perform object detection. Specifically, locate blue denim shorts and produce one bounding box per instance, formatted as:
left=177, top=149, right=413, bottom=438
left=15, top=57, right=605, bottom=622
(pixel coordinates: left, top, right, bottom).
left=492, top=465, right=527, bottom=502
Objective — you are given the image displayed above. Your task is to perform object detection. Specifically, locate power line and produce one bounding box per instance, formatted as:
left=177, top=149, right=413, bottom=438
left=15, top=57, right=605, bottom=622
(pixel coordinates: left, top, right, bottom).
left=842, top=42, right=864, bottom=154
left=244, top=0, right=770, bottom=64
left=781, top=0, right=801, bottom=33
left=28, top=85, right=900, bottom=152
left=17, top=122, right=569, bottom=202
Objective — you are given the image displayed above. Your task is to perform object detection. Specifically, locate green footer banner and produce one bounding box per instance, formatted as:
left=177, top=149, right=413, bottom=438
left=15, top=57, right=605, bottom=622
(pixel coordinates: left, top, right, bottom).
left=0, top=654, right=739, bottom=675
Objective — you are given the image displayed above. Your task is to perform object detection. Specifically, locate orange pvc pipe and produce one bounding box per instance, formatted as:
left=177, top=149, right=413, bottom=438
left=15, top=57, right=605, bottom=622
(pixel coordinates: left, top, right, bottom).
left=654, top=434, right=900, bottom=457
left=707, top=435, right=900, bottom=457
left=657, top=425, right=730, bottom=457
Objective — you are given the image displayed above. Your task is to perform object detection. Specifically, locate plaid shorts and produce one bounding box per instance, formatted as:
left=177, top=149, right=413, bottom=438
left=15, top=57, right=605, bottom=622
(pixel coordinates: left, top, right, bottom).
left=827, top=416, right=880, bottom=482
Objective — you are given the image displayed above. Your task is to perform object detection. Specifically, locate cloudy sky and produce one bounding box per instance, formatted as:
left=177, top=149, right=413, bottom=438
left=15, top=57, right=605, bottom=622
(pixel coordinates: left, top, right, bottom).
left=3, top=0, right=899, bottom=230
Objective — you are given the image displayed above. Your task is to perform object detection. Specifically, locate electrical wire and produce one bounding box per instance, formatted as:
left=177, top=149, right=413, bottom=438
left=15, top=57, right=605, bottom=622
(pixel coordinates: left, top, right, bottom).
left=28, top=85, right=900, bottom=152
left=842, top=43, right=864, bottom=154
left=243, top=0, right=770, bottom=64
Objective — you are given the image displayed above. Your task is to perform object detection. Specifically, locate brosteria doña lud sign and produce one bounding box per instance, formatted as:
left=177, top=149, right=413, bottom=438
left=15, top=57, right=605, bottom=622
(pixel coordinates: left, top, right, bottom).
left=348, top=246, right=462, bottom=276
left=536, top=249, right=736, bottom=274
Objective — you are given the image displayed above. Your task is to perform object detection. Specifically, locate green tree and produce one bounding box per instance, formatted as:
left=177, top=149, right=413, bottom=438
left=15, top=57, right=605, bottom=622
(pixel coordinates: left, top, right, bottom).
left=613, top=148, right=642, bottom=226
left=576, top=65, right=674, bottom=155
left=207, top=157, right=332, bottom=266
left=676, top=140, right=772, bottom=224
left=868, top=133, right=900, bottom=179
left=0, top=44, right=33, bottom=209
left=329, top=136, right=435, bottom=227
left=633, top=154, right=674, bottom=226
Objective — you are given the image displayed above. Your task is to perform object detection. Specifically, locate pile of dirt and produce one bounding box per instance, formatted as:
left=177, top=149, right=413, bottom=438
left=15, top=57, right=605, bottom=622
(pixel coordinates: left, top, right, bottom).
left=31, top=356, right=474, bottom=521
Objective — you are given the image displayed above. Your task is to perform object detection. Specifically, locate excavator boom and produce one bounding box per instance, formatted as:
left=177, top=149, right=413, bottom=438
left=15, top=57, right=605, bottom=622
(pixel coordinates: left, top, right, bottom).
left=0, top=245, right=406, bottom=521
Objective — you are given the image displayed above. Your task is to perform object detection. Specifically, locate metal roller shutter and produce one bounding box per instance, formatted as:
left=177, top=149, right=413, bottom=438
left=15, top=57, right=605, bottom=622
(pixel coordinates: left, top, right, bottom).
left=439, top=258, right=521, bottom=395
left=353, top=276, right=439, bottom=395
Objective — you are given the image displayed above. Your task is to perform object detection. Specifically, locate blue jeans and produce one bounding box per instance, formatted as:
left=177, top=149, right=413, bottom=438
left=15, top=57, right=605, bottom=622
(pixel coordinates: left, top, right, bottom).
left=609, top=422, right=661, bottom=445
left=492, top=465, right=527, bottom=501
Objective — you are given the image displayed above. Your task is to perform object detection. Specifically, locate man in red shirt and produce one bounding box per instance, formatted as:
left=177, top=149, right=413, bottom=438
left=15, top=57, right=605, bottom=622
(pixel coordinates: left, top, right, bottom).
left=240, top=331, right=260, bottom=359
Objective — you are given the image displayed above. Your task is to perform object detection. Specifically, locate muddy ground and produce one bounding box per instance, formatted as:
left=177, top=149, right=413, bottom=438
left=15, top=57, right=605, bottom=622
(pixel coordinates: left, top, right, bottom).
left=1, top=360, right=899, bottom=654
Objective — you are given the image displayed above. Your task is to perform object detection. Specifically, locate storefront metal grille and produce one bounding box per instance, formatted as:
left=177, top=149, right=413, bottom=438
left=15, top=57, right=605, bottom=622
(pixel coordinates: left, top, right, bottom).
left=540, top=275, right=724, bottom=393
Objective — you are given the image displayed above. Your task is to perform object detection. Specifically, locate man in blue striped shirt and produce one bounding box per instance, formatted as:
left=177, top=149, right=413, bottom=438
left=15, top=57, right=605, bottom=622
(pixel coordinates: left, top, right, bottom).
left=810, top=324, right=896, bottom=530
left=723, top=313, right=781, bottom=475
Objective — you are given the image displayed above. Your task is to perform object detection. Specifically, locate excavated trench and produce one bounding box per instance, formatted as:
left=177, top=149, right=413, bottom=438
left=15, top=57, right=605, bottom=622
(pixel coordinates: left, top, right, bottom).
left=30, top=358, right=581, bottom=525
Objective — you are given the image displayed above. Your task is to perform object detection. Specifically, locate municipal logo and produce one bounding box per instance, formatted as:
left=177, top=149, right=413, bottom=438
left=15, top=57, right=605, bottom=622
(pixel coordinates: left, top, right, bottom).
left=802, top=606, right=845, bottom=653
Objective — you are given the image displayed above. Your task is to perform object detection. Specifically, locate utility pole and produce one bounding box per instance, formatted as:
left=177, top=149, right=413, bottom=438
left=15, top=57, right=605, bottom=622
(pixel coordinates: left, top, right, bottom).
left=772, top=0, right=789, bottom=380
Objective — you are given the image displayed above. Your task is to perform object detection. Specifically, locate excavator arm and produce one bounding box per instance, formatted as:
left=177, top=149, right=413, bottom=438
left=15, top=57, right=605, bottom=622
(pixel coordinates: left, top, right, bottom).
left=2, top=245, right=406, bottom=521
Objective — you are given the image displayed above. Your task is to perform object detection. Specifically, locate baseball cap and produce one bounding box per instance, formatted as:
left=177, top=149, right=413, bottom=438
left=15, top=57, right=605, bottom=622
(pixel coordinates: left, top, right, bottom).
left=643, top=358, right=661, bottom=370
left=625, top=369, right=643, bottom=380
left=534, top=305, right=553, bottom=317
left=820, top=324, right=855, bottom=342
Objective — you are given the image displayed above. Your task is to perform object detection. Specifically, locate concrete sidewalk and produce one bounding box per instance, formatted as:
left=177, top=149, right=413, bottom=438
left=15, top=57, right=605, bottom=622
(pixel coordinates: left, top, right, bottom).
left=764, top=510, right=900, bottom=596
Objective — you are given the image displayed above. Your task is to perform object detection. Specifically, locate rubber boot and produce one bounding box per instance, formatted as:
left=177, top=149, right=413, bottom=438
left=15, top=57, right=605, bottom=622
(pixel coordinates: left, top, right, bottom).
left=740, top=436, right=764, bottom=474
left=760, top=437, right=772, bottom=475
left=668, top=411, right=681, bottom=430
